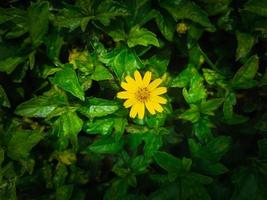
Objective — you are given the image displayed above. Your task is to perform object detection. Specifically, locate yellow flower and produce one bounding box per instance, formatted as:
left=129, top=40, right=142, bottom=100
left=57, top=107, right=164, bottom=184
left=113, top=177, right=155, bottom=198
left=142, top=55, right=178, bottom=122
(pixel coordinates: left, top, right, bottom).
left=117, top=71, right=167, bottom=119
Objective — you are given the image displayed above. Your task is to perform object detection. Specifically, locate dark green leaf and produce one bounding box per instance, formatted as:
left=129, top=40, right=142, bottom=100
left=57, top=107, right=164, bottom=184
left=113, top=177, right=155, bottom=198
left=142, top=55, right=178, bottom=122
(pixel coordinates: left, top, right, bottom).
left=0, top=85, right=10, bottom=108
left=244, top=0, right=267, bottom=17
left=91, top=64, right=113, bottom=81
left=28, top=1, right=49, bottom=46
left=50, top=64, right=85, bottom=101
left=236, top=32, right=255, bottom=60
left=84, top=118, right=114, bottom=135
left=78, top=97, right=120, bottom=118
left=7, top=129, right=43, bottom=160
left=89, top=137, right=124, bottom=154
left=127, top=26, right=159, bottom=48
left=155, top=12, right=175, bottom=41
left=231, top=55, right=259, bottom=89
left=160, top=0, right=215, bottom=31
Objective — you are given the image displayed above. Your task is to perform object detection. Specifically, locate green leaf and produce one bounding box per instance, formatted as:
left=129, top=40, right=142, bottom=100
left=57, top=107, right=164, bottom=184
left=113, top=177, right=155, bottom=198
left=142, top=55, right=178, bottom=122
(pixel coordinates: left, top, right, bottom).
left=182, top=73, right=207, bottom=104
left=104, top=178, right=129, bottom=200
left=56, top=185, right=74, bottom=200
left=45, top=31, right=64, bottom=62
left=0, top=85, right=10, bottom=108
left=146, top=51, right=170, bottom=77
left=171, top=65, right=198, bottom=88
left=54, top=6, right=84, bottom=31
left=244, top=0, right=267, bottom=17
left=53, top=111, right=83, bottom=138
left=231, top=55, right=259, bottom=89
left=160, top=0, right=215, bottom=31
left=89, top=137, right=124, bottom=154
left=78, top=97, right=120, bottom=118
left=223, top=91, right=248, bottom=124
left=255, top=113, right=267, bottom=132
left=155, top=12, right=175, bottom=41
left=99, top=46, right=144, bottom=80
left=127, top=26, right=159, bottom=48
left=84, top=118, right=114, bottom=135
left=258, top=139, right=267, bottom=159
left=236, top=32, right=255, bottom=60
left=200, top=98, right=224, bottom=115
left=28, top=1, right=49, bottom=46
left=202, top=68, right=225, bottom=85
left=144, top=132, right=163, bottom=157
left=114, top=118, right=128, bottom=141
left=179, top=104, right=200, bottom=123
left=192, top=116, right=213, bottom=142
left=154, top=151, right=191, bottom=181
left=91, top=64, right=113, bottom=81
left=15, top=92, right=66, bottom=118
left=189, top=136, right=231, bottom=162
left=95, top=0, right=128, bottom=26
left=50, top=64, right=85, bottom=101
left=7, top=129, right=43, bottom=160
left=0, top=56, right=26, bottom=74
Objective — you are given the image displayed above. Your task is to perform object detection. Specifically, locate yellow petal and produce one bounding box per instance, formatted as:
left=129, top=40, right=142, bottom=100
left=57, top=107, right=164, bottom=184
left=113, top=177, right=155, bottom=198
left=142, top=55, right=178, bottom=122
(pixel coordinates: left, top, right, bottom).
left=125, top=75, right=135, bottom=84
left=145, top=101, right=156, bottom=115
left=130, top=103, right=138, bottom=118
left=117, top=91, right=133, bottom=99
left=142, top=71, right=152, bottom=87
left=123, top=98, right=135, bottom=108
left=147, top=78, right=162, bottom=90
left=121, top=82, right=135, bottom=91
left=137, top=103, right=145, bottom=119
left=152, top=102, right=164, bottom=112
left=134, top=71, right=142, bottom=83
left=151, top=95, right=167, bottom=104
left=151, top=87, right=167, bottom=95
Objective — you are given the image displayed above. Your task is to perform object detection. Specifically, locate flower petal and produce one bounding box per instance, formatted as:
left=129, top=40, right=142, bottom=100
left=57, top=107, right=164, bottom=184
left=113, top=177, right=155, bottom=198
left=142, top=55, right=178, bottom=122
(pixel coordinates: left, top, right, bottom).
left=147, top=78, right=163, bottom=90
left=134, top=71, right=142, bottom=83
left=151, top=87, right=167, bottom=95
left=145, top=101, right=156, bottom=115
left=137, top=103, right=145, bottom=119
left=152, top=102, right=164, bottom=112
left=130, top=103, right=138, bottom=118
left=121, top=82, right=136, bottom=91
left=151, top=95, right=167, bottom=104
left=143, top=71, right=152, bottom=87
left=125, top=75, right=135, bottom=84
left=123, top=98, right=135, bottom=108
left=117, top=91, right=133, bottom=99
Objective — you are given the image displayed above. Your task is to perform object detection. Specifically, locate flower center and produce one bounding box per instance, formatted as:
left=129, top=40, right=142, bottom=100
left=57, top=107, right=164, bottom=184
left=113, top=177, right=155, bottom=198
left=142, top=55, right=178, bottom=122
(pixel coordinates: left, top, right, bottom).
left=135, top=87, right=150, bottom=102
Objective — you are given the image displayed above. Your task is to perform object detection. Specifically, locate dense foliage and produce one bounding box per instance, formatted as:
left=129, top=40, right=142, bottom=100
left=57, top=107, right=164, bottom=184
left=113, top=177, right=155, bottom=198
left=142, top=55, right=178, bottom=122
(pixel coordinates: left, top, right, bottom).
left=1, top=0, right=267, bottom=199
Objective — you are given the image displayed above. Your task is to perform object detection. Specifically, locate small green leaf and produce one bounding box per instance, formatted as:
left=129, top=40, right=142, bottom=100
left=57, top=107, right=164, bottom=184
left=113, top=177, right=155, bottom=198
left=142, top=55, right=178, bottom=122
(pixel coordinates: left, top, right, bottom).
left=0, top=56, right=26, bottom=74
left=236, top=32, right=255, bottom=60
left=127, top=26, right=159, bottom=48
left=223, top=91, right=248, bottom=124
left=0, top=85, right=10, bottom=108
left=84, top=118, right=114, bottom=135
left=160, top=0, right=215, bottom=31
left=244, top=0, right=267, bottom=17
left=28, top=1, right=49, bottom=46
left=50, top=64, right=85, bottom=101
left=154, top=151, right=191, bottom=181
left=231, top=55, right=259, bottom=89
left=89, top=137, right=124, bottom=154
left=56, top=185, right=74, bottom=200
left=100, top=46, right=144, bottom=80
left=7, top=129, right=43, bottom=160
left=155, top=12, right=175, bottom=41
left=91, top=64, right=113, bottom=81
left=171, top=65, right=198, bottom=88
left=202, top=68, right=225, bottom=85
left=15, top=93, right=66, bottom=118
left=78, top=97, right=120, bottom=118
left=200, top=98, right=224, bottom=115
left=179, top=104, right=200, bottom=123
